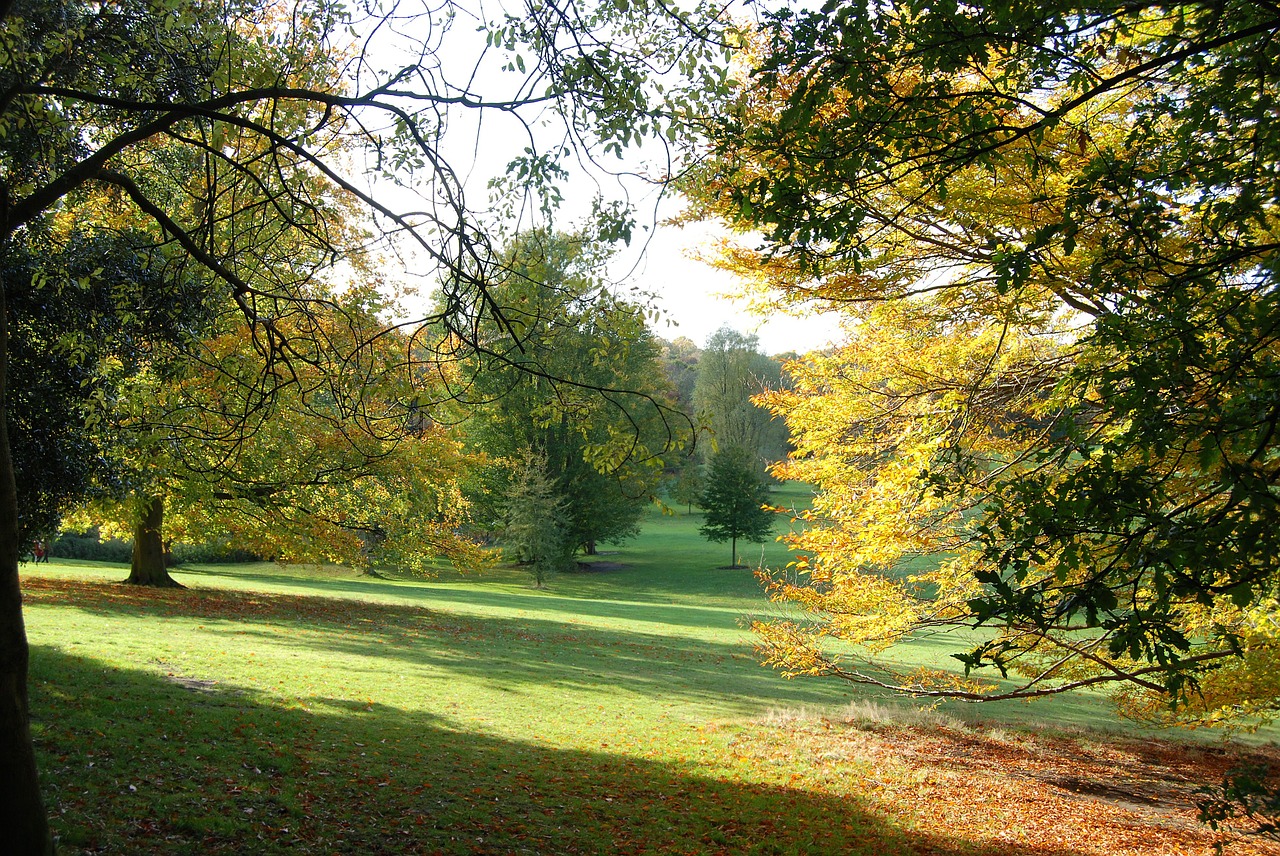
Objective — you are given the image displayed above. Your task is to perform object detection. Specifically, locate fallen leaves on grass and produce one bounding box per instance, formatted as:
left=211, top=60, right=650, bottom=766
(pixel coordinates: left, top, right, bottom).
left=730, top=714, right=1280, bottom=855
left=22, top=575, right=434, bottom=628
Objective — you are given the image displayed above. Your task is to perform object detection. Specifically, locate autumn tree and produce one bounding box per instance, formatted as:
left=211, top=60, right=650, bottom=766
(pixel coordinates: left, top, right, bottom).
left=698, top=445, right=774, bottom=569
left=689, top=0, right=1280, bottom=724
left=462, top=228, right=683, bottom=556
left=75, top=291, right=485, bottom=586
left=59, top=113, right=457, bottom=586
left=0, top=0, right=730, bottom=847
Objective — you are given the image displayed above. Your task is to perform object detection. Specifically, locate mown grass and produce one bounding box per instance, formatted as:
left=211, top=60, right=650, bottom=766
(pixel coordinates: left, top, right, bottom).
left=23, top=490, right=1279, bottom=854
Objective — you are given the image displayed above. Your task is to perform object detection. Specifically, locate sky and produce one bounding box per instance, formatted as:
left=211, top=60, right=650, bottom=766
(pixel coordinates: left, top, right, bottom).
left=615, top=220, right=846, bottom=356
left=357, top=0, right=846, bottom=356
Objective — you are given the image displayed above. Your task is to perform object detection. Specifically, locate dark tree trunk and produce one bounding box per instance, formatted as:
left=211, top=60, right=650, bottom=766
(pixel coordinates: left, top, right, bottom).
left=0, top=258, right=55, bottom=853
left=583, top=538, right=597, bottom=556
left=731, top=535, right=738, bottom=568
left=126, top=496, right=182, bottom=588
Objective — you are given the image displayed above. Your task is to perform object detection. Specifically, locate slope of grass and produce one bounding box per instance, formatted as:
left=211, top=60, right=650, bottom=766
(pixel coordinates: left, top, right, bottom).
left=23, top=496, right=1280, bottom=854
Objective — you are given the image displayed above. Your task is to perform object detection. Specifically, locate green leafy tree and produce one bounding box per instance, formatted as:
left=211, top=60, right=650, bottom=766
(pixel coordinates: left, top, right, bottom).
left=698, top=446, right=774, bottom=568
left=670, top=460, right=705, bottom=515
left=463, top=228, right=685, bottom=556
left=659, top=335, right=700, bottom=416
left=6, top=227, right=208, bottom=546
left=689, top=0, right=1280, bottom=722
left=692, top=327, right=789, bottom=474
left=502, top=453, right=572, bottom=588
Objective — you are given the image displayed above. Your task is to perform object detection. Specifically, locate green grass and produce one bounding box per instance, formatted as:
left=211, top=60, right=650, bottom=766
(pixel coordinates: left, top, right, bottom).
left=23, top=494, right=1274, bottom=853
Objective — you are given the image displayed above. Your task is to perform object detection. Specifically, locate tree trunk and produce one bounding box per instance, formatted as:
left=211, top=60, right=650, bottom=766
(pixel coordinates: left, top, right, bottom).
left=583, top=538, right=597, bottom=556
left=126, top=496, right=182, bottom=588
left=0, top=257, right=55, bottom=853
left=731, top=535, right=738, bottom=568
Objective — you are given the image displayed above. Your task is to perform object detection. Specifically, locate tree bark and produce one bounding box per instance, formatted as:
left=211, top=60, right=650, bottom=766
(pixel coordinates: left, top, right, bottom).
left=126, top=496, right=182, bottom=588
left=0, top=254, right=55, bottom=853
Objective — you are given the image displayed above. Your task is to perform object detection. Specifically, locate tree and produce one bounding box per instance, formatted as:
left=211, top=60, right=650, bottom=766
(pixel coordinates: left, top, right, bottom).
left=670, top=460, right=704, bottom=515
left=502, top=453, right=572, bottom=587
left=698, top=446, right=774, bottom=569
left=462, top=228, right=684, bottom=556
left=656, top=336, right=704, bottom=514
left=659, top=335, right=700, bottom=416
left=0, top=0, right=730, bottom=847
left=689, top=0, right=1280, bottom=723
left=77, top=294, right=485, bottom=586
left=6, top=227, right=208, bottom=548
left=691, top=327, right=789, bottom=475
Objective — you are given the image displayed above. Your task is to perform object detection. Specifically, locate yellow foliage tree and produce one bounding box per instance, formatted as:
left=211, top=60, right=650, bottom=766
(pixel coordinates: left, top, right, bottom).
left=688, top=2, right=1280, bottom=726
left=74, top=287, right=487, bottom=582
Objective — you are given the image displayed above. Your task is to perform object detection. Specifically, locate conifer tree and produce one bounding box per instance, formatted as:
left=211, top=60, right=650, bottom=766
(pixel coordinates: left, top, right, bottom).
left=698, top=446, right=774, bottom=568
left=502, top=454, right=571, bottom=588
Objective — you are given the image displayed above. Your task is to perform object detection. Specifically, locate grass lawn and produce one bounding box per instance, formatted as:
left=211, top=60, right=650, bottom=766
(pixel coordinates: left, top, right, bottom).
left=24, top=492, right=1280, bottom=854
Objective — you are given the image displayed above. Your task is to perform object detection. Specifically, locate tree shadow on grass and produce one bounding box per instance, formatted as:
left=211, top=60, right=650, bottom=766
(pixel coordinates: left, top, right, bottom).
left=171, top=565, right=757, bottom=632
left=20, top=576, right=1111, bottom=729
left=218, top=611, right=851, bottom=717
left=31, top=646, right=1089, bottom=856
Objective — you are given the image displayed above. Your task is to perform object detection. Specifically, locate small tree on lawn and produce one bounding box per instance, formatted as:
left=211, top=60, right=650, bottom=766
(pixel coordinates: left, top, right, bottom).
left=502, top=454, right=572, bottom=588
left=699, top=446, right=775, bottom=568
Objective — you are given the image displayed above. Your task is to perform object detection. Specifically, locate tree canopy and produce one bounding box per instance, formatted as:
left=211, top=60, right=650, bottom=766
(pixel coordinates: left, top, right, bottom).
left=73, top=290, right=485, bottom=585
left=691, top=326, right=789, bottom=473
left=462, top=228, right=681, bottom=556
left=5, top=226, right=209, bottom=544
left=690, top=0, right=1280, bottom=725
left=698, top=445, right=774, bottom=569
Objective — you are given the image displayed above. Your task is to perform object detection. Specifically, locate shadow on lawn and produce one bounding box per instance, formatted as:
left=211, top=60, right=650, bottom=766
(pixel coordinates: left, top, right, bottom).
left=23, top=576, right=1122, bottom=730
left=31, top=646, right=1089, bottom=856
left=24, top=576, right=860, bottom=717
left=173, top=565, right=758, bottom=633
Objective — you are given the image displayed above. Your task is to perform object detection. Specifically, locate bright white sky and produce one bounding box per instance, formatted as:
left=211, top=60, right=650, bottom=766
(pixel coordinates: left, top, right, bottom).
left=613, top=219, right=845, bottom=356
left=357, top=0, right=846, bottom=356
